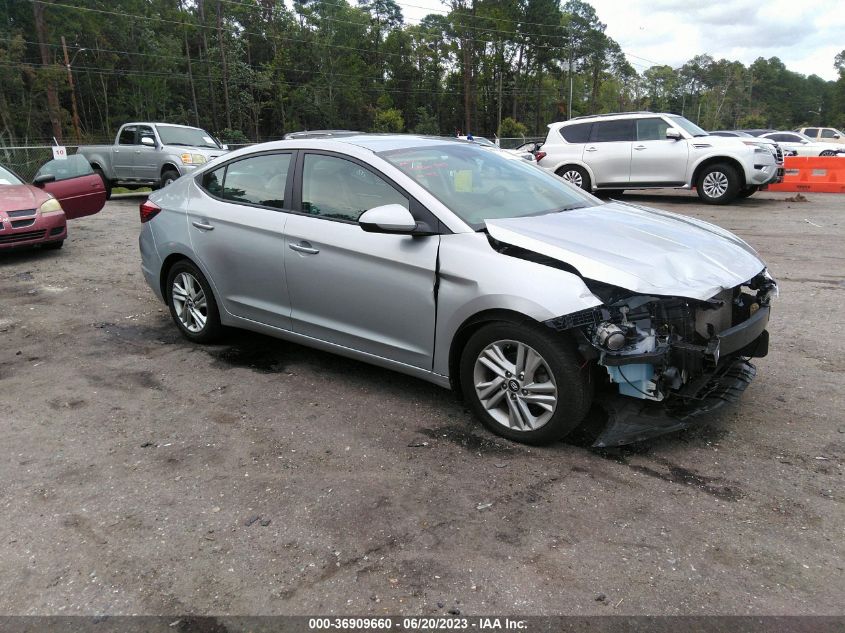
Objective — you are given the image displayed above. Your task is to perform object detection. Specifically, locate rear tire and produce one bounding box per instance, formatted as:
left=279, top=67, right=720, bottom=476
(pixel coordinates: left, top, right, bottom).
left=459, top=321, right=592, bottom=445
left=737, top=186, right=758, bottom=199
left=556, top=165, right=591, bottom=192
left=160, top=169, right=180, bottom=189
left=166, top=260, right=223, bottom=343
left=93, top=169, right=112, bottom=200
left=696, top=163, right=740, bottom=204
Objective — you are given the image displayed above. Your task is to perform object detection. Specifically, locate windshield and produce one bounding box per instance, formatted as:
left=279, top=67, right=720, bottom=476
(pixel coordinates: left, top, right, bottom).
left=379, top=143, right=599, bottom=230
left=0, top=164, right=23, bottom=185
left=668, top=115, right=709, bottom=137
left=155, top=125, right=221, bottom=149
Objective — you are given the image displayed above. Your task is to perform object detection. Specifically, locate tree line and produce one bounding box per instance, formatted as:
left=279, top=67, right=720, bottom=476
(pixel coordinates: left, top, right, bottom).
left=1, top=0, right=844, bottom=146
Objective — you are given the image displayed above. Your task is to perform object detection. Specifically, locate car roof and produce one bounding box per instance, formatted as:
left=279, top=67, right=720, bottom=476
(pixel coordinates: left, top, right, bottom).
left=549, top=112, right=675, bottom=127
left=124, top=122, right=206, bottom=129
left=219, top=135, right=473, bottom=158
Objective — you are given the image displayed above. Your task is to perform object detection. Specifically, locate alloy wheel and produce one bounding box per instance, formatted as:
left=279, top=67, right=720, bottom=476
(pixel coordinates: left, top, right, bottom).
left=472, top=339, right=558, bottom=431
left=702, top=170, right=729, bottom=198
left=561, top=169, right=583, bottom=188
left=171, top=272, right=208, bottom=333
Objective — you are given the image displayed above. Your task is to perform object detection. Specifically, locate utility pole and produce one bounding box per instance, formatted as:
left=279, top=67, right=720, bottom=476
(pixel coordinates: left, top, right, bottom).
left=216, top=1, right=232, bottom=130
left=497, top=42, right=502, bottom=136
left=61, top=36, right=82, bottom=143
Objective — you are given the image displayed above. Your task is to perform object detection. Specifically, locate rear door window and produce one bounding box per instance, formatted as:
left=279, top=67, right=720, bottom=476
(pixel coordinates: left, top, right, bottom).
left=803, top=128, right=819, bottom=138
left=590, top=120, right=634, bottom=143
left=558, top=123, right=592, bottom=144
left=636, top=118, right=671, bottom=141
left=200, top=153, right=292, bottom=209
left=118, top=126, right=137, bottom=145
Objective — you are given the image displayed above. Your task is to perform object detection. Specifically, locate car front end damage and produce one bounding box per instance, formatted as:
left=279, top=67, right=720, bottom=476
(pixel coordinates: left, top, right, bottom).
left=545, top=269, right=777, bottom=446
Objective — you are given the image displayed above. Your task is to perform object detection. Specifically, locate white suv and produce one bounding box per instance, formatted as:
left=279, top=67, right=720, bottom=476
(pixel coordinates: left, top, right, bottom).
left=538, top=112, right=783, bottom=204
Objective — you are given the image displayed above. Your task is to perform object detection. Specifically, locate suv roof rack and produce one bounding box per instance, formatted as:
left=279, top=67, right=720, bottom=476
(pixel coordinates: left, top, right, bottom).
left=569, top=111, right=657, bottom=121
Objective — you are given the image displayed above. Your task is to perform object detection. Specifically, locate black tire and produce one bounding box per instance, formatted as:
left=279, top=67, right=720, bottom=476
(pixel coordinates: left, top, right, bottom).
left=93, top=168, right=112, bottom=200
left=43, top=240, right=64, bottom=250
left=165, top=260, right=223, bottom=343
left=696, top=163, right=741, bottom=204
left=160, top=169, right=180, bottom=189
left=459, top=321, right=593, bottom=445
left=820, top=150, right=836, bottom=157
left=556, top=165, right=591, bottom=192
left=737, top=186, right=759, bottom=199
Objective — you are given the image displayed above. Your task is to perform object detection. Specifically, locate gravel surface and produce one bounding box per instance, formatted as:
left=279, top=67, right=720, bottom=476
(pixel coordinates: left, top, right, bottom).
left=0, top=189, right=842, bottom=616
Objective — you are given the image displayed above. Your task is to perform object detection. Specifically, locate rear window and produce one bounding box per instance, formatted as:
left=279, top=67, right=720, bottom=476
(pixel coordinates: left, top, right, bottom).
left=591, top=120, right=634, bottom=143
left=803, top=128, right=819, bottom=138
left=558, top=122, right=592, bottom=144
left=118, top=126, right=136, bottom=145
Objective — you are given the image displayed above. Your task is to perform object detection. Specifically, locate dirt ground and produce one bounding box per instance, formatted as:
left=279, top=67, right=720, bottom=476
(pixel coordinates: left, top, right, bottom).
left=0, top=189, right=842, bottom=617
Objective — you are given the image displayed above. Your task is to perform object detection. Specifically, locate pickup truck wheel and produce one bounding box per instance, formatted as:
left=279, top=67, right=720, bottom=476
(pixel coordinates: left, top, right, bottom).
left=460, top=321, right=592, bottom=445
left=696, top=163, right=740, bottom=204
left=737, top=186, right=758, bottom=199
left=556, top=165, right=591, bottom=192
left=160, top=169, right=180, bottom=189
left=93, top=169, right=111, bottom=200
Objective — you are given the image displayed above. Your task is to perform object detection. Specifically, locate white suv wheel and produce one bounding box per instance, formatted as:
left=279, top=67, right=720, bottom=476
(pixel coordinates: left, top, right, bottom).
left=561, top=169, right=583, bottom=188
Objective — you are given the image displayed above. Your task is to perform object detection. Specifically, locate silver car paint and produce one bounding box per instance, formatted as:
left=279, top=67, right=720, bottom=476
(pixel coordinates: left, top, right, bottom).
left=485, top=201, right=765, bottom=301
left=140, top=135, right=766, bottom=388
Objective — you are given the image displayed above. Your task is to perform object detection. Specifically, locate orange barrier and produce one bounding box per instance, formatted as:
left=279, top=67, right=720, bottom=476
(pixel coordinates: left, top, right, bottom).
left=765, top=155, right=845, bottom=193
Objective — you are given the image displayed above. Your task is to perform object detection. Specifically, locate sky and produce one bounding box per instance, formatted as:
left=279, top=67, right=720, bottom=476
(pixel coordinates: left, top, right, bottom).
left=398, top=0, right=844, bottom=81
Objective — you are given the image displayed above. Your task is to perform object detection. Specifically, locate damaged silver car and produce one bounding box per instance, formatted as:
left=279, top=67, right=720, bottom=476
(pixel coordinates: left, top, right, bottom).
left=139, top=135, right=776, bottom=446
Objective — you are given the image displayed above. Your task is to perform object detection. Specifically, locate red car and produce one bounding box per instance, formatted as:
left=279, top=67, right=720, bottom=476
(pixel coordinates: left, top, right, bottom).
left=0, top=155, right=106, bottom=251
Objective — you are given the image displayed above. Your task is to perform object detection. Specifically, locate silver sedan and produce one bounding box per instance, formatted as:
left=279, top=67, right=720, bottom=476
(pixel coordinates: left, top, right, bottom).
left=139, top=135, right=776, bottom=446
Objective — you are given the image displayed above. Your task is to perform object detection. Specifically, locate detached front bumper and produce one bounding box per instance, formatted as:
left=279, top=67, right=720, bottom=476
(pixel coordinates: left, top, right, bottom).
left=593, top=357, right=757, bottom=447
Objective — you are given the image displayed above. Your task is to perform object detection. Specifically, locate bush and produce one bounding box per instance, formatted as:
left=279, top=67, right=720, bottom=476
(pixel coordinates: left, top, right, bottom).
left=372, top=108, right=405, bottom=133
left=217, top=128, right=250, bottom=143
left=413, top=107, right=440, bottom=135
left=498, top=117, right=528, bottom=139
left=737, top=114, right=767, bottom=129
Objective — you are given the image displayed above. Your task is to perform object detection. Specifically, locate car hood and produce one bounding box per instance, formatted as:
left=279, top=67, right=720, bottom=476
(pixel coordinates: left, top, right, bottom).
left=485, top=201, right=766, bottom=301
left=0, top=184, right=47, bottom=213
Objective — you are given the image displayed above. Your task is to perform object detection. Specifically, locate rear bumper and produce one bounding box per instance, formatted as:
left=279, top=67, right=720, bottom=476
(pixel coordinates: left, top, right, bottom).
left=0, top=213, right=66, bottom=249
left=593, top=357, right=758, bottom=447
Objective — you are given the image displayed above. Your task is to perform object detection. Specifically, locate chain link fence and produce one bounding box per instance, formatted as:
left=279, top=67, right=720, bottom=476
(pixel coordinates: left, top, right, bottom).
left=0, top=145, right=82, bottom=183
left=1, top=136, right=544, bottom=184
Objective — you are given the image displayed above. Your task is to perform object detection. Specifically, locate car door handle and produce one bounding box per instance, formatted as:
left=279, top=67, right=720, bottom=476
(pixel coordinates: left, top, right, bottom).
left=634, top=145, right=647, bottom=150
left=289, top=242, right=319, bottom=255
left=585, top=147, right=598, bottom=152
left=192, top=221, right=214, bottom=231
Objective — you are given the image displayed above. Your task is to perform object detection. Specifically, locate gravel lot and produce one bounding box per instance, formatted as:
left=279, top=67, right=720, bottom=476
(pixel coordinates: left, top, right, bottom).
left=0, top=189, right=842, bottom=616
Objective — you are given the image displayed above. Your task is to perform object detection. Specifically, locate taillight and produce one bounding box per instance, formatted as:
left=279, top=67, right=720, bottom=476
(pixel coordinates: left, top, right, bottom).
left=140, top=199, right=161, bottom=223
left=535, top=151, right=547, bottom=162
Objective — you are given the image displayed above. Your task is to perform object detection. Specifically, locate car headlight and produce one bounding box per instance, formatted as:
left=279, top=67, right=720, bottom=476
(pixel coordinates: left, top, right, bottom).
left=39, top=198, right=63, bottom=215
left=180, top=153, right=207, bottom=165
left=741, top=140, right=769, bottom=153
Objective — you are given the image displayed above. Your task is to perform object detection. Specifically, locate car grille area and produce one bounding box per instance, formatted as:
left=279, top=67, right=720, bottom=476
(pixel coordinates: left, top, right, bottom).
left=0, top=229, right=47, bottom=244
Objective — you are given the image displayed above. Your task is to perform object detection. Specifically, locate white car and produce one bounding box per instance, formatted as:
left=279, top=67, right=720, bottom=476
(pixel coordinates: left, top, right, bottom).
left=795, top=127, right=845, bottom=144
left=538, top=112, right=783, bottom=203
left=759, top=131, right=845, bottom=157
left=457, top=136, right=537, bottom=163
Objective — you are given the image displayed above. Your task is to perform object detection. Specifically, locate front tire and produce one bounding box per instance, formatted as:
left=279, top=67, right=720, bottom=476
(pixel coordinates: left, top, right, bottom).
left=696, top=163, right=740, bottom=204
left=737, top=185, right=758, bottom=199
left=166, top=261, right=222, bottom=343
left=459, top=321, right=592, bottom=445
left=556, top=165, right=591, bottom=192
left=820, top=150, right=836, bottom=157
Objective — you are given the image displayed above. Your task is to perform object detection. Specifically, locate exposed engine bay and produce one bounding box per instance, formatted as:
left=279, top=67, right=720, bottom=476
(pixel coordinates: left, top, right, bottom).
left=543, top=269, right=778, bottom=445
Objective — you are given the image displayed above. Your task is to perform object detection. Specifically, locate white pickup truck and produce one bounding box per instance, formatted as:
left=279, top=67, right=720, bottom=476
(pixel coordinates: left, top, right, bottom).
left=78, top=122, right=228, bottom=197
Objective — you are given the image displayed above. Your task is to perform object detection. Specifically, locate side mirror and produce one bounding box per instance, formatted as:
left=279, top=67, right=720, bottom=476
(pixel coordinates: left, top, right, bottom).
left=221, top=144, right=229, bottom=150
left=140, top=136, right=156, bottom=147
left=833, top=134, right=841, bottom=139
left=665, top=128, right=682, bottom=141
left=33, top=173, right=56, bottom=186
left=359, top=204, right=418, bottom=235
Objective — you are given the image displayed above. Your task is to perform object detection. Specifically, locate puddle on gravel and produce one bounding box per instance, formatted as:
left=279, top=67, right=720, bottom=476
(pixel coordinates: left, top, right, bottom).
left=419, top=423, right=520, bottom=456
left=627, top=462, right=743, bottom=502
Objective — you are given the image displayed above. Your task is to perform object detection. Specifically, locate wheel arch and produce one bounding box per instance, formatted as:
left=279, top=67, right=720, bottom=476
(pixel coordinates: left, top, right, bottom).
left=691, top=155, right=747, bottom=189
left=161, top=162, right=181, bottom=178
